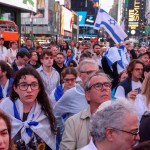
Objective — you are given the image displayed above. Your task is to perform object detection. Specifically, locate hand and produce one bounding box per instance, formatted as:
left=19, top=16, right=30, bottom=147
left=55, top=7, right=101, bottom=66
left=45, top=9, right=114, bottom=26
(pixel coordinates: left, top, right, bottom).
left=127, top=90, right=138, bottom=101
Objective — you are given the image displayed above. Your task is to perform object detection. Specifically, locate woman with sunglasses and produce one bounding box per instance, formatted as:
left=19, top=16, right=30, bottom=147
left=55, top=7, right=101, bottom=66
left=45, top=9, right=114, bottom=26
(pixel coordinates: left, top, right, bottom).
left=0, top=67, right=56, bottom=150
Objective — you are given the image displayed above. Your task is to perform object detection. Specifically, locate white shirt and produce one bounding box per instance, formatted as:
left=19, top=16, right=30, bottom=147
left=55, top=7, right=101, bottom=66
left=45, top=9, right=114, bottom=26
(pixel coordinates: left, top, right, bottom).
left=36, top=66, right=60, bottom=96
left=115, top=80, right=142, bottom=98
left=7, top=48, right=18, bottom=63
left=81, top=138, right=97, bottom=150
left=134, top=94, right=150, bottom=121
left=0, top=46, right=8, bottom=61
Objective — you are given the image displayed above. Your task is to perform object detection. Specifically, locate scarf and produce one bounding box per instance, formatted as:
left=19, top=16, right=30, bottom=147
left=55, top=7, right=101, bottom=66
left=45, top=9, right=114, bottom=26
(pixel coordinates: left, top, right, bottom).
left=0, top=97, right=56, bottom=150
left=54, top=84, right=64, bottom=101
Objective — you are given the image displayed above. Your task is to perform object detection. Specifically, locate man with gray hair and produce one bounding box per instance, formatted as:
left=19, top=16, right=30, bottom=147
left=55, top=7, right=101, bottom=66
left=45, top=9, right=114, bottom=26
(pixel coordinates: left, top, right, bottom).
left=54, top=59, right=99, bottom=146
left=81, top=100, right=140, bottom=150
left=60, top=71, right=112, bottom=150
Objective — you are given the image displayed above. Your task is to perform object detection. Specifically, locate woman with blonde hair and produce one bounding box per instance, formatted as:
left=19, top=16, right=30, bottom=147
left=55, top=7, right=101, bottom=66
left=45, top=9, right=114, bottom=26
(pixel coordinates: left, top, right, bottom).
left=134, top=72, right=150, bottom=121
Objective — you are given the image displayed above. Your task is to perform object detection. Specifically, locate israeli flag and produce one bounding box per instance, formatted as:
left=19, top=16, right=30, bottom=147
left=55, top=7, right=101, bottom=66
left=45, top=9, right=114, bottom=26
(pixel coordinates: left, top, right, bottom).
left=94, top=8, right=127, bottom=44
left=105, top=46, right=129, bottom=73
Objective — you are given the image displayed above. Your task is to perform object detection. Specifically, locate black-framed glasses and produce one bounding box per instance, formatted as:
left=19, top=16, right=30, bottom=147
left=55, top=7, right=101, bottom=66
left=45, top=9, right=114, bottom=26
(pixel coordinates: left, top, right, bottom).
left=112, top=127, right=139, bottom=136
left=17, top=82, right=39, bottom=91
left=88, top=82, right=112, bottom=90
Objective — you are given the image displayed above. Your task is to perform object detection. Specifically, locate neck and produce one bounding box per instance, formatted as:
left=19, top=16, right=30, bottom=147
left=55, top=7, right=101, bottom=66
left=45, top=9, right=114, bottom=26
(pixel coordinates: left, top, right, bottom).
left=43, top=65, right=52, bottom=74
left=23, top=102, right=35, bottom=113
left=67, top=56, right=72, bottom=59
left=90, top=103, right=100, bottom=114
left=95, top=140, right=111, bottom=150
left=15, top=59, right=23, bottom=66
left=11, top=47, right=16, bottom=51
left=57, top=63, right=64, bottom=68
left=30, top=60, right=36, bottom=65
left=0, top=77, right=8, bottom=88
left=132, top=76, right=140, bottom=82
left=96, top=53, right=100, bottom=57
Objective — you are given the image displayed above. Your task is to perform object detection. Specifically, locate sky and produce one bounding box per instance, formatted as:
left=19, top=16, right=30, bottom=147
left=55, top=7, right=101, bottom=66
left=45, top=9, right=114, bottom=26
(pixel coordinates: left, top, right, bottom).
left=99, top=0, right=114, bottom=12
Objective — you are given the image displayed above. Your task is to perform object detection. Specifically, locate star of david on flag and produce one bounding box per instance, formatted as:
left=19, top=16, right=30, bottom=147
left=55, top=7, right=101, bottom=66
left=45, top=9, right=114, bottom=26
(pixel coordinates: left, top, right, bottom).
left=94, top=8, right=128, bottom=44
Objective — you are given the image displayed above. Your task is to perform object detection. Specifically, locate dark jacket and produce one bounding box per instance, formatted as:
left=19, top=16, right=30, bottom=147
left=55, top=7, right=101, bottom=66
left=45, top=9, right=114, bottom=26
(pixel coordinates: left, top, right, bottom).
left=119, top=77, right=132, bottom=97
left=139, top=112, right=150, bottom=143
left=11, top=60, right=19, bottom=75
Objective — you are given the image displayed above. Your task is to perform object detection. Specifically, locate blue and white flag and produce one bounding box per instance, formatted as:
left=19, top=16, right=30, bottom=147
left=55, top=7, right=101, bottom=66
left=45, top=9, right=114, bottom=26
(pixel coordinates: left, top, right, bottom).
left=105, top=46, right=129, bottom=73
left=94, top=8, right=127, bottom=44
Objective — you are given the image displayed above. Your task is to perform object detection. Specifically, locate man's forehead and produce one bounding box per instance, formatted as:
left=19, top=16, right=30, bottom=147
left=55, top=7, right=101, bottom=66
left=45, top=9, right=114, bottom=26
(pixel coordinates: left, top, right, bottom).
left=90, top=75, right=109, bottom=83
left=84, top=64, right=97, bottom=70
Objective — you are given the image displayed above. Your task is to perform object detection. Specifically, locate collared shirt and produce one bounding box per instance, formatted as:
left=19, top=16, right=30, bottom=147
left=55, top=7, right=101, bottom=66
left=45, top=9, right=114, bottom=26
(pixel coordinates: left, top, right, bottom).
left=81, top=138, right=97, bottom=150
left=36, top=66, right=60, bottom=96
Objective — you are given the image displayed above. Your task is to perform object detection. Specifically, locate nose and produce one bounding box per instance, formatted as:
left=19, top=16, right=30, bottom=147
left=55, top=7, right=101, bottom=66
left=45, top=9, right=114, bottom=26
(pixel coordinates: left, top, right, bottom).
left=27, top=85, right=32, bottom=92
left=135, top=134, right=140, bottom=141
left=0, top=135, right=4, bottom=145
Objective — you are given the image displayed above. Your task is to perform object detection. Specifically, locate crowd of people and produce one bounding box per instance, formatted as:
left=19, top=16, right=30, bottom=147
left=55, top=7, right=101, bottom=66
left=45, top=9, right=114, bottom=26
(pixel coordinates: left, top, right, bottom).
left=0, top=36, right=150, bottom=150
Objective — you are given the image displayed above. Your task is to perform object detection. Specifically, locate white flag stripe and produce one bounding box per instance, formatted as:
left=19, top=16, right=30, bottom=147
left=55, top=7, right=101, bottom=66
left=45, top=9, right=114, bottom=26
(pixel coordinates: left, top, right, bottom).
left=94, top=8, right=127, bottom=44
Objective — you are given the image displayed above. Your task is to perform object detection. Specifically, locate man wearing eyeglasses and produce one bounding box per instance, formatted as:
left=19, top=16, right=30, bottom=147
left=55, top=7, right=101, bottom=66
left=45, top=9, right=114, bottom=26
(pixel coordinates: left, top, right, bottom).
left=81, top=100, right=140, bottom=150
left=60, top=71, right=111, bottom=150
left=54, top=59, right=99, bottom=147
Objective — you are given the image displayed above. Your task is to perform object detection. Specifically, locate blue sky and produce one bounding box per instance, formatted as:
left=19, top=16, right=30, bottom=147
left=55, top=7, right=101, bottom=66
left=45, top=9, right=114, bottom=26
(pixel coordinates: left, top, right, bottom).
left=99, top=0, right=114, bottom=12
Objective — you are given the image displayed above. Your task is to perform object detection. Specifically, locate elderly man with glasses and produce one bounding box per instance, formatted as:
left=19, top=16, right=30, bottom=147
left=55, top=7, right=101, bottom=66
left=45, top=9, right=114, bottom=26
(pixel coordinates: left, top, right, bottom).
left=81, top=100, right=140, bottom=150
left=60, top=71, right=112, bottom=150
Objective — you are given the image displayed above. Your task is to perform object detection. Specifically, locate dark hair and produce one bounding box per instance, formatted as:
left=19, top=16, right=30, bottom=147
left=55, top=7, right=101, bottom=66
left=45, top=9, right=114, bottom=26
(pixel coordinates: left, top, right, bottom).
left=68, top=60, right=77, bottom=67
left=36, top=45, right=42, bottom=50
left=61, top=67, right=77, bottom=81
left=9, top=41, right=17, bottom=48
left=26, top=38, right=32, bottom=42
left=66, top=49, right=73, bottom=53
left=93, top=44, right=101, bottom=49
left=80, top=52, right=93, bottom=59
left=57, top=52, right=64, bottom=57
left=10, top=67, right=57, bottom=134
left=29, top=50, right=37, bottom=58
left=62, top=41, right=69, bottom=49
left=40, top=50, right=53, bottom=59
left=132, top=140, right=150, bottom=150
left=143, top=65, right=150, bottom=73
left=0, top=111, right=12, bottom=150
left=127, top=59, right=144, bottom=77
left=0, top=60, right=13, bottom=78
left=16, top=51, right=30, bottom=59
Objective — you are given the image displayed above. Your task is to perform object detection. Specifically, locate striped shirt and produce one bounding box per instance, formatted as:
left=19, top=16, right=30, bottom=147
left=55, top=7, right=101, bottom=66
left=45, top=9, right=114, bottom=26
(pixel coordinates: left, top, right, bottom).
left=37, top=66, right=60, bottom=96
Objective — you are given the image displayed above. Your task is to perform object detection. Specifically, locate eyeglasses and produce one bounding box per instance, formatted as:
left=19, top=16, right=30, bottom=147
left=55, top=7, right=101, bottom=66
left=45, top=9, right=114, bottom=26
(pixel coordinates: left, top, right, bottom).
left=17, top=82, right=39, bottom=91
left=134, top=68, right=143, bottom=71
left=112, top=127, right=139, bottom=136
left=88, top=82, right=112, bottom=90
left=64, top=78, right=76, bottom=82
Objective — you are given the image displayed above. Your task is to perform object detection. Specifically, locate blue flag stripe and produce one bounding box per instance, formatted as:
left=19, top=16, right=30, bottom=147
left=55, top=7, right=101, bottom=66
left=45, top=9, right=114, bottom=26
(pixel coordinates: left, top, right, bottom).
left=101, top=21, right=122, bottom=43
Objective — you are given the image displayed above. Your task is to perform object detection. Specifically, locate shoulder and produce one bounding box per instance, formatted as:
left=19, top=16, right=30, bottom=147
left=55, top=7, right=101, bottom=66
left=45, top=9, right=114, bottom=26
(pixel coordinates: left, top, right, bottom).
left=36, top=66, right=42, bottom=72
left=66, top=108, right=90, bottom=124
left=52, top=67, right=59, bottom=76
left=0, top=97, right=14, bottom=113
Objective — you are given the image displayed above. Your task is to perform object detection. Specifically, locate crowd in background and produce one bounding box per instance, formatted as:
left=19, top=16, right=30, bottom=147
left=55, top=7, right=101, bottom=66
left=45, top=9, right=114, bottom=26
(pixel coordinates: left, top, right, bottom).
left=0, top=36, right=150, bottom=150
